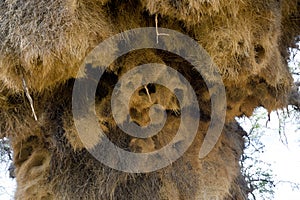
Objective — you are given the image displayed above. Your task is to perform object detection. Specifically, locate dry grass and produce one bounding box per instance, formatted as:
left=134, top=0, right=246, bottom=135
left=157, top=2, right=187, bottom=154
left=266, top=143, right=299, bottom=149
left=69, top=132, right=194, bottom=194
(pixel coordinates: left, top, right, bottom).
left=0, top=0, right=299, bottom=199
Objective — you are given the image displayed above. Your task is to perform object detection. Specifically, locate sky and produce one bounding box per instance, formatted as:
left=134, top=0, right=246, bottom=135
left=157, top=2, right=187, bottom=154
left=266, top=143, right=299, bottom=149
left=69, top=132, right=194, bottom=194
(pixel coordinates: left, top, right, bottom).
left=238, top=107, right=300, bottom=200
left=0, top=161, right=15, bottom=200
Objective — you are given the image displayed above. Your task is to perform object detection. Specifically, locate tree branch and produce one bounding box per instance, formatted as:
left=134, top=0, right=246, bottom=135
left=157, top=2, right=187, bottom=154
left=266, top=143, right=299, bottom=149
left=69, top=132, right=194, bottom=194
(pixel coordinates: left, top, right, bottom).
left=288, top=82, right=300, bottom=110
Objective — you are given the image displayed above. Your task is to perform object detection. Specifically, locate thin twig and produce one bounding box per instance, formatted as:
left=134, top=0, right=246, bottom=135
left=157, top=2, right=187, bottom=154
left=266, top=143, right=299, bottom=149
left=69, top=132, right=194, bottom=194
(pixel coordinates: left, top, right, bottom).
left=22, top=77, right=38, bottom=121
left=155, top=14, right=169, bottom=44
left=276, top=110, right=288, bottom=146
left=144, top=85, right=152, bottom=103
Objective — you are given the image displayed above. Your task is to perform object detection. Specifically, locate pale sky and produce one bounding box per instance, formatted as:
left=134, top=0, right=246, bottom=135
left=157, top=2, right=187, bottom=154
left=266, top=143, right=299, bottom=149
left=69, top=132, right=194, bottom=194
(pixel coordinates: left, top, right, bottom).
left=239, top=107, right=300, bottom=200
left=0, top=161, right=15, bottom=200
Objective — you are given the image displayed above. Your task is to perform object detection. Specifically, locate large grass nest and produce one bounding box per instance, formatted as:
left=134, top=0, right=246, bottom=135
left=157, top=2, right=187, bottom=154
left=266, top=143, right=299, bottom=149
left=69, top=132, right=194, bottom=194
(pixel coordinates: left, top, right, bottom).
left=0, top=0, right=299, bottom=199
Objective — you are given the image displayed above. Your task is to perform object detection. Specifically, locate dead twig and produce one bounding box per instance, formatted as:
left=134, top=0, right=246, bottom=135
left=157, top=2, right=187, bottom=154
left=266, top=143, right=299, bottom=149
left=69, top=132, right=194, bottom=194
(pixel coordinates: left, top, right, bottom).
left=144, top=85, right=152, bottom=103
left=155, top=14, right=169, bottom=44
left=22, top=77, right=38, bottom=121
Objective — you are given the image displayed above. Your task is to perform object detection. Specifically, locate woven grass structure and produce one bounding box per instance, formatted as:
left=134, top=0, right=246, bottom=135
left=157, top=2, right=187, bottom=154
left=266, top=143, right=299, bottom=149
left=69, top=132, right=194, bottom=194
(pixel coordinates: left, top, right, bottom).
left=0, top=0, right=299, bottom=199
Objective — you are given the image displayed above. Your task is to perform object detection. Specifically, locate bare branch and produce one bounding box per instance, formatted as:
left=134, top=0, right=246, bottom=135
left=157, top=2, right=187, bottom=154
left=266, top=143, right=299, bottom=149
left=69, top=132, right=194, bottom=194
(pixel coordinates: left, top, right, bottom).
left=22, top=77, right=38, bottom=121
left=288, top=82, right=300, bottom=111
left=155, top=14, right=169, bottom=44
